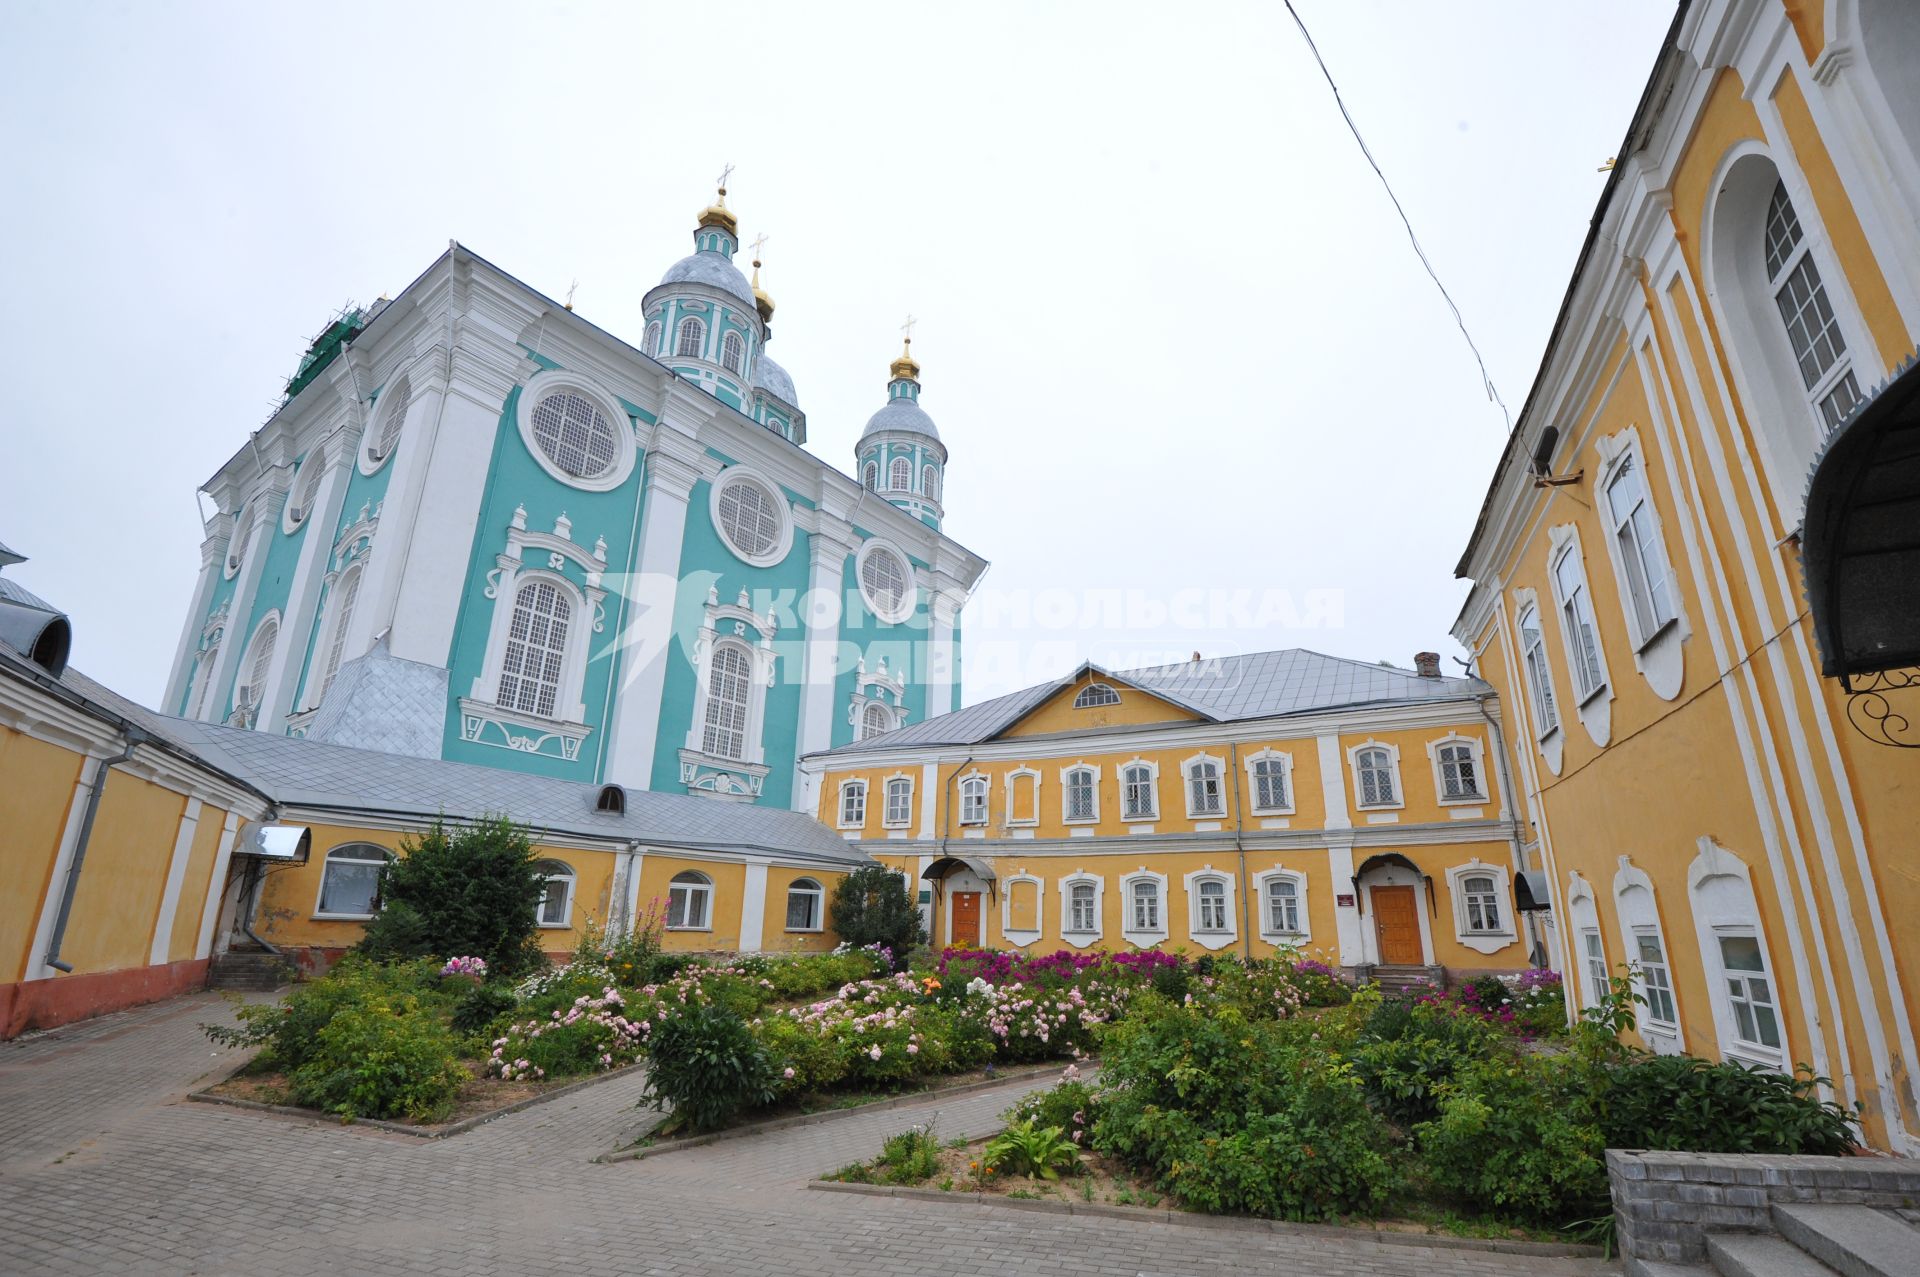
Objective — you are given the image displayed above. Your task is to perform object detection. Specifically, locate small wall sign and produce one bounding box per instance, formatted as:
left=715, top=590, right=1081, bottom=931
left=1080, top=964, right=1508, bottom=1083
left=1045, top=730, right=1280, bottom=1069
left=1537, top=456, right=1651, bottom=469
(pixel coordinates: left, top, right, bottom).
left=1336, top=893, right=1356, bottom=907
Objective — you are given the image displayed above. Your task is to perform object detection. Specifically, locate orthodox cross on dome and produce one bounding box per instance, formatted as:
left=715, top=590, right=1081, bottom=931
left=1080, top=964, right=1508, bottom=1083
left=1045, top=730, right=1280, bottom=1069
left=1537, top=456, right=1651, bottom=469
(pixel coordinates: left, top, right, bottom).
left=715, top=162, right=735, bottom=195
left=748, top=232, right=768, bottom=262
left=900, top=313, right=917, bottom=344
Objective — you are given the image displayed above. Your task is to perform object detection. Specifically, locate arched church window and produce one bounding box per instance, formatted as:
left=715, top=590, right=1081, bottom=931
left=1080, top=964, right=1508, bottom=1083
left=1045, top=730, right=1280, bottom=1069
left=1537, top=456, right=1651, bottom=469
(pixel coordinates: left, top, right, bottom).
left=721, top=330, right=744, bottom=373
left=860, top=701, right=893, bottom=741
left=495, top=580, right=570, bottom=718
left=366, top=375, right=411, bottom=466
left=923, top=465, right=940, bottom=502
left=677, top=318, right=705, bottom=358
left=315, top=565, right=362, bottom=704
left=863, top=461, right=878, bottom=491
left=889, top=458, right=912, bottom=491
left=701, top=642, right=753, bottom=760
left=1764, top=181, right=1862, bottom=431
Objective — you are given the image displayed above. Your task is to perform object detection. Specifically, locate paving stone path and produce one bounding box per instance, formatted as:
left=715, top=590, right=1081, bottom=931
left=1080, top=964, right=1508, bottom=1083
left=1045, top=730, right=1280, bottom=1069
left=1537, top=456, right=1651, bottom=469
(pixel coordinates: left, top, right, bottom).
left=0, top=991, right=1618, bottom=1275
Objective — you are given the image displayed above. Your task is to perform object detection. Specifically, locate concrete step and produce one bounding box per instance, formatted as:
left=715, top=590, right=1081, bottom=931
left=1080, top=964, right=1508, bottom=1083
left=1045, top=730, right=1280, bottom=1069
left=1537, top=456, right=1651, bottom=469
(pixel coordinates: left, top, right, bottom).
left=207, top=951, right=292, bottom=990
left=1706, top=1233, right=1838, bottom=1277
left=1633, top=1261, right=1715, bottom=1277
left=1772, top=1204, right=1920, bottom=1277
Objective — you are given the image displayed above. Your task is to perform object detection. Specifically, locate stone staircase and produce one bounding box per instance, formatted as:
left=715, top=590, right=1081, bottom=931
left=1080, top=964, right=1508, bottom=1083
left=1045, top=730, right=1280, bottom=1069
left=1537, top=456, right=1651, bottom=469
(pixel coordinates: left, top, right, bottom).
left=207, top=946, right=293, bottom=991
left=1368, top=963, right=1447, bottom=994
left=1638, top=1203, right=1920, bottom=1276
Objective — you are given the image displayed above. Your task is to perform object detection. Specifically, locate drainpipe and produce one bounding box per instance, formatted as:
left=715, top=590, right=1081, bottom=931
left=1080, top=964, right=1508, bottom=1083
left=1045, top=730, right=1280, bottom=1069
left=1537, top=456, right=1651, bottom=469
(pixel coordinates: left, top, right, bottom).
left=43, top=731, right=146, bottom=973
left=1228, top=742, right=1253, bottom=961
left=1474, top=690, right=1538, bottom=966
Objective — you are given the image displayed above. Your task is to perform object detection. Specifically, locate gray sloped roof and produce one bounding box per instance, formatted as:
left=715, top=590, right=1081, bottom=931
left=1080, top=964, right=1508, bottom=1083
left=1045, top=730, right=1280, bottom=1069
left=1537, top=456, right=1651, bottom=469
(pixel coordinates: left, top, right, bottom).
left=862, top=397, right=941, bottom=442
left=820, top=648, right=1491, bottom=756
left=752, top=352, right=799, bottom=408
left=657, top=251, right=758, bottom=309
left=45, top=664, right=863, bottom=864
left=303, top=640, right=448, bottom=759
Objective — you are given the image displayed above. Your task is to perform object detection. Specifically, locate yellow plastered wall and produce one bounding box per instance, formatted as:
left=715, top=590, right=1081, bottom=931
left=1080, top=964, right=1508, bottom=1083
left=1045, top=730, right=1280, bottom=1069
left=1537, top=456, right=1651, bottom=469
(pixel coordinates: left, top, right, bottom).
left=1336, top=725, right=1502, bottom=826
left=999, top=680, right=1203, bottom=738
left=759, top=866, right=847, bottom=954
left=58, top=773, right=187, bottom=973
left=0, top=726, right=86, bottom=983
left=639, top=855, right=747, bottom=952
left=165, top=805, right=231, bottom=963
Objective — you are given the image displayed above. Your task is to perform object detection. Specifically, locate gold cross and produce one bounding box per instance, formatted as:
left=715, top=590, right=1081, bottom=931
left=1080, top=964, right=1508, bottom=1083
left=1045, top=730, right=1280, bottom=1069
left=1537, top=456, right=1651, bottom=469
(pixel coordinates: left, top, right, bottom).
left=748, top=232, right=768, bottom=260
left=900, top=314, right=917, bottom=344
left=716, top=162, right=734, bottom=192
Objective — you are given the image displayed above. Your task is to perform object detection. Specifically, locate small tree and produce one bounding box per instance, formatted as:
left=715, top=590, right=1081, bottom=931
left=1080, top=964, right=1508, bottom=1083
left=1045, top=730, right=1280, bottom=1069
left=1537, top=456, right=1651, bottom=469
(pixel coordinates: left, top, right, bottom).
left=829, top=864, right=925, bottom=968
left=355, top=816, right=548, bottom=976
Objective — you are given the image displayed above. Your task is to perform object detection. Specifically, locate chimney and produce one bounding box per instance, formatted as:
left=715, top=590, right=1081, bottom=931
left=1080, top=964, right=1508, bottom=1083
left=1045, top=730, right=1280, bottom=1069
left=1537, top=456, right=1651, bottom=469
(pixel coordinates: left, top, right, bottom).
left=1191, top=651, right=1202, bottom=663
left=1414, top=651, right=1441, bottom=679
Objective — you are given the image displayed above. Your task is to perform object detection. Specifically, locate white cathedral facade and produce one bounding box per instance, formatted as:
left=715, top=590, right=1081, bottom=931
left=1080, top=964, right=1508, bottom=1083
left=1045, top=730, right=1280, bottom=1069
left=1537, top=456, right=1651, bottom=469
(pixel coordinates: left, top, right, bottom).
left=163, top=185, right=984, bottom=811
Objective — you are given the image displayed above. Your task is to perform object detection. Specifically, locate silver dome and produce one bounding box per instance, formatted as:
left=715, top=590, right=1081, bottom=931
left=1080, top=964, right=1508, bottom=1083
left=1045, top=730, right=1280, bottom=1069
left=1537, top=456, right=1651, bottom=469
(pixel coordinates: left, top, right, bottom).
left=752, top=352, right=799, bottom=408
left=656, top=251, right=758, bottom=309
left=861, top=397, right=940, bottom=442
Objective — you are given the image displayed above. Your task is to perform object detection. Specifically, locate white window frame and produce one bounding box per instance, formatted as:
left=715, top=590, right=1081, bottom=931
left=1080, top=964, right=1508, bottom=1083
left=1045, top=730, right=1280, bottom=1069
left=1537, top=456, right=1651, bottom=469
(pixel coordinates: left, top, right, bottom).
left=1514, top=593, right=1562, bottom=745
left=1443, top=860, right=1516, bottom=955
left=855, top=538, right=917, bottom=625
left=535, top=859, right=576, bottom=929
left=680, top=590, right=778, bottom=784
left=1059, top=872, right=1104, bottom=946
left=708, top=466, right=794, bottom=568
left=231, top=610, right=282, bottom=728
left=1762, top=179, right=1863, bottom=433
left=837, top=779, right=868, bottom=830
left=1119, top=869, right=1168, bottom=948
left=283, top=452, right=325, bottom=534
left=514, top=370, right=637, bottom=493
left=1548, top=525, right=1610, bottom=706
left=923, top=464, right=941, bottom=503
left=474, top=570, right=590, bottom=726
left=1244, top=749, right=1295, bottom=815
left=882, top=774, right=914, bottom=829
left=1596, top=440, right=1680, bottom=649
left=666, top=871, right=713, bottom=931
left=1003, top=767, right=1041, bottom=828
left=313, top=842, right=393, bottom=920
left=1182, top=868, right=1237, bottom=951
left=1181, top=752, right=1227, bottom=819
left=999, top=872, right=1045, bottom=948
left=862, top=461, right=878, bottom=491
left=676, top=316, right=706, bottom=358
left=1688, top=837, right=1787, bottom=1069
left=360, top=373, right=413, bottom=474
left=1426, top=734, right=1488, bottom=806
left=644, top=319, right=662, bottom=354
left=1059, top=763, right=1100, bottom=825
left=857, top=700, right=896, bottom=742
left=1346, top=739, right=1404, bottom=812
left=1566, top=872, right=1610, bottom=1012
left=889, top=456, right=912, bottom=491
left=957, top=771, right=990, bottom=827
left=1613, top=859, right=1684, bottom=1052
left=1072, top=682, right=1122, bottom=709
left=306, top=562, right=364, bottom=710
left=1251, top=868, right=1310, bottom=943
left=1119, top=758, right=1160, bottom=823
left=785, top=877, right=825, bottom=932
left=720, top=329, right=745, bottom=374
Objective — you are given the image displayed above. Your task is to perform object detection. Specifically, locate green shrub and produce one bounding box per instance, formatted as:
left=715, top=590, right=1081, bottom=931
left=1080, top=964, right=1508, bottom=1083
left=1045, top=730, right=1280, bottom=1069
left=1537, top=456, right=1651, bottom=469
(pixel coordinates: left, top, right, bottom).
left=1003, top=1074, right=1100, bottom=1142
left=1598, top=1056, right=1857, bottom=1156
left=758, top=1013, right=854, bottom=1092
left=287, top=995, right=468, bottom=1122
left=354, top=817, right=550, bottom=977
left=640, top=1001, right=778, bottom=1133
left=1415, top=1053, right=1609, bottom=1223
left=450, top=982, right=517, bottom=1038
left=204, top=955, right=449, bottom=1071
left=1149, top=961, right=1190, bottom=1003
left=874, top=1122, right=944, bottom=1185
left=1350, top=998, right=1503, bottom=1126
left=984, top=1118, right=1081, bottom=1179
left=828, top=866, right=924, bottom=969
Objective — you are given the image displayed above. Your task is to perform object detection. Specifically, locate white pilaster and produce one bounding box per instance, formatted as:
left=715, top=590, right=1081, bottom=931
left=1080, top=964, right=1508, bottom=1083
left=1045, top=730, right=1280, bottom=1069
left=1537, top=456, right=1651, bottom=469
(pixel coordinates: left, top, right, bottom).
left=193, top=811, right=242, bottom=960
left=163, top=517, right=227, bottom=715
left=148, top=798, right=204, bottom=966
left=740, top=860, right=769, bottom=952
left=925, top=570, right=962, bottom=718
left=792, top=529, right=853, bottom=806
left=917, top=762, right=938, bottom=838
left=1327, top=838, right=1363, bottom=967
left=262, top=432, right=356, bottom=725
left=204, top=484, right=286, bottom=725
left=1315, top=733, right=1351, bottom=830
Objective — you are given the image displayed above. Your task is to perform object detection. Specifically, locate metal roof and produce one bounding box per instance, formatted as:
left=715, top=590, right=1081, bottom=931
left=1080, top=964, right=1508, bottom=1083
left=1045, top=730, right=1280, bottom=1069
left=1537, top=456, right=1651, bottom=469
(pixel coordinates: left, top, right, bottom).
left=657, top=250, right=759, bottom=309
left=861, top=397, right=941, bottom=443
left=821, top=648, right=1491, bottom=756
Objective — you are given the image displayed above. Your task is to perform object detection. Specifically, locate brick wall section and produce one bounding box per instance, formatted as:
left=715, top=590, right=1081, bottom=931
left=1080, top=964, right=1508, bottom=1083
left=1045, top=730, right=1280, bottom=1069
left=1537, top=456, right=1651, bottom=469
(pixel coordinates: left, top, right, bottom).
left=1608, top=1149, right=1920, bottom=1269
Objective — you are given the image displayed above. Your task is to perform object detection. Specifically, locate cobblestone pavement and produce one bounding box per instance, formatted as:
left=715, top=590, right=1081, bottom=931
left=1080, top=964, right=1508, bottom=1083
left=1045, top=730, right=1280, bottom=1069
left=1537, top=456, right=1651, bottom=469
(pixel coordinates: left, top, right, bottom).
left=1, top=992, right=1619, bottom=1276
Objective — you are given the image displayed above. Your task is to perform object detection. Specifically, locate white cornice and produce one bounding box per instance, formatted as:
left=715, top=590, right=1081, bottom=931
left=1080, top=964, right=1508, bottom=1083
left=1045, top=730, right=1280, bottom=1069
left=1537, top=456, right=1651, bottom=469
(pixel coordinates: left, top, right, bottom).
left=843, top=819, right=1513, bottom=857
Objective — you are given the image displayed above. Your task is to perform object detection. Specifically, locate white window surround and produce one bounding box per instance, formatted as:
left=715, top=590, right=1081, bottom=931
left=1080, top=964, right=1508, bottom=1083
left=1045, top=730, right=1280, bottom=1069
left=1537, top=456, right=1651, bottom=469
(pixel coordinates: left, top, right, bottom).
left=1687, top=837, right=1787, bottom=1069
left=1594, top=427, right=1686, bottom=701
left=1059, top=762, right=1101, bottom=824
left=1119, top=758, right=1160, bottom=822
left=359, top=372, right=414, bottom=476
left=881, top=773, right=914, bottom=829
left=785, top=877, right=825, bottom=932
left=644, top=320, right=661, bottom=354
left=282, top=453, right=326, bottom=534
left=889, top=456, right=912, bottom=491
left=837, top=779, right=868, bottom=830
left=1251, top=868, right=1310, bottom=943
left=923, top=464, right=941, bottom=503
left=1443, top=860, right=1517, bottom=955
left=1426, top=734, right=1489, bottom=806
left=1073, top=682, right=1122, bottom=709
left=222, top=507, right=248, bottom=579
left=999, top=872, right=1045, bottom=948
left=1512, top=588, right=1564, bottom=775
left=513, top=370, right=637, bottom=493
left=1614, top=857, right=1684, bottom=1052
left=231, top=610, right=283, bottom=728
left=847, top=655, right=907, bottom=742
left=1181, top=752, right=1228, bottom=819
left=535, top=859, right=575, bottom=929
left=313, top=842, right=393, bottom=919
left=679, top=588, right=779, bottom=794
left=1244, top=749, right=1295, bottom=815
left=1119, top=869, right=1169, bottom=948
left=1182, top=868, right=1238, bottom=951
left=1567, top=873, right=1609, bottom=1011
left=862, top=461, right=878, bottom=491
left=305, top=562, right=364, bottom=710
left=708, top=465, right=795, bottom=567
left=720, top=329, right=745, bottom=374
left=1058, top=872, right=1105, bottom=947
left=1003, top=767, right=1041, bottom=827
left=465, top=522, right=604, bottom=760
left=855, top=538, right=917, bottom=624
left=676, top=316, right=706, bottom=358
left=1346, top=739, right=1404, bottom=811
left=666, top=871, right=713, bottom=931
left=1547, top=523, right=1614, bottom=747
left=958, top=771, right=990, bottom=826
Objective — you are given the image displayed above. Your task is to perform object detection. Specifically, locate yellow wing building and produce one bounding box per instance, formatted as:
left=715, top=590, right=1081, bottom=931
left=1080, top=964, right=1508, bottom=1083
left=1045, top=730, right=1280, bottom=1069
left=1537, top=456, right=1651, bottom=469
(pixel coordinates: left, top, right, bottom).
left=1451, top=1, right=1920, bottom=1153
left=802, top=651, right=1547, bottom=985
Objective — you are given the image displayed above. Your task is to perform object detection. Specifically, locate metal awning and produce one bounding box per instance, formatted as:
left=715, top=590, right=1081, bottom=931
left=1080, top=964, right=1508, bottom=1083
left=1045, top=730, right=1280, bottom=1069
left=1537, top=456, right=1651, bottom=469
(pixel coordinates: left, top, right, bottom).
left=1802, top=355, right=1920, bottom=687
left=231, top=821, right=312, bottom=863
left=922, top=855, right=994, bottom=882
left=1514, top=869, right=1553, bottom=912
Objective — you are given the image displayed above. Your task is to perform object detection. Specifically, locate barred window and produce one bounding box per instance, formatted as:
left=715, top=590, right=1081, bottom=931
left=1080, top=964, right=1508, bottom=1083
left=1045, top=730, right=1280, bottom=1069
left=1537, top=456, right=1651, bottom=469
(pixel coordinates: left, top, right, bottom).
left=496, top=580, right=570, bottom=718
left=923, top=465, right=941, bottom=502
left=1251, top=755, right=1289, bottom=810
left=859, top=546, right=911, bottom=620
left=1122, top=764, right=1156, bottom=819
left=1187, top=758, right=1224, bottom=815
left=716, top=475, right=782, bottom=559
left=530, top=390, right=619, bottom=480
left=1073, top=682, right=1120, bottom=709
left=1064, top=768, right=1096, bottom=821
left=1437, top=742, right=1481, bottom=800
left=860, top=701, right=893, bottom=741
left=677, top=317, right=705, bottom=357
left=700, top=643, right=752, bottom=760
left=317, top=566, right=362, bottom=702
left=1356, top=747, right=1396, bottom=807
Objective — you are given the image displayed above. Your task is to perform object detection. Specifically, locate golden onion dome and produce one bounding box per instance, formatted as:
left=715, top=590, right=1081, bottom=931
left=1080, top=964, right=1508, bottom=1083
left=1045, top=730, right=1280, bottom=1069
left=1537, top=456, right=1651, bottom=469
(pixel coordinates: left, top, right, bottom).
left=697, top=186, right=738, bottom=237
left=751, top=257, right=774, bottom=322
left=889, top=338, right=920, bottom=382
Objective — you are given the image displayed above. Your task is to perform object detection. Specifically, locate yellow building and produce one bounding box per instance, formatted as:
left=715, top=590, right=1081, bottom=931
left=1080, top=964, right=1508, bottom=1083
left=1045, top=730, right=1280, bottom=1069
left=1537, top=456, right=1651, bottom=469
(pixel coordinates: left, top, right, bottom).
left=803, top=650, right=1546, bottom=984
left=0, top=555, right=860, bottom=1039
left=1452, top=0, right=1920, bottom=1152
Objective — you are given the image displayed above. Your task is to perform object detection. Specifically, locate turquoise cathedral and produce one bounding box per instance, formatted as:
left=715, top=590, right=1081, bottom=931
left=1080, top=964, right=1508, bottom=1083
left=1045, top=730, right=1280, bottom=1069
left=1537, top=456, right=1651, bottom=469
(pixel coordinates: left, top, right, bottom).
left=163, top=184, right=985, bottom=812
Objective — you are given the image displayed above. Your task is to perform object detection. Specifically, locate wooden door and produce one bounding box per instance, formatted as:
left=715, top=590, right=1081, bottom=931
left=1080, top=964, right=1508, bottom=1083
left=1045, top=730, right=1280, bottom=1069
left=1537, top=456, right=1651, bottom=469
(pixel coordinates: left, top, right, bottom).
left=1372, top=885, right=1423, bottom=965
left=951, top=891, right=981, bottom=947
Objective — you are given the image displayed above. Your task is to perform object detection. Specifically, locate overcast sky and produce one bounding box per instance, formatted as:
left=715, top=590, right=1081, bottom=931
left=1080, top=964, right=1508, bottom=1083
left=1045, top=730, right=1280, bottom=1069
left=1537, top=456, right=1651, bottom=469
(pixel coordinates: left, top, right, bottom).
left=1, top=1, right=1678, bottom=709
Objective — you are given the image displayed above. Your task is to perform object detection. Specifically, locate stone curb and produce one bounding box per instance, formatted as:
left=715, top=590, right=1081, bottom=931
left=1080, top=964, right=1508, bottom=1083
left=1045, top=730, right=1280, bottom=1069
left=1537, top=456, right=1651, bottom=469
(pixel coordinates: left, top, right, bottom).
left=596, top=1062, right=1073, bottom=1164
left=187, top=1062, right=646, bottom=1140
left=803, top=1181, right=1605, bottom=1258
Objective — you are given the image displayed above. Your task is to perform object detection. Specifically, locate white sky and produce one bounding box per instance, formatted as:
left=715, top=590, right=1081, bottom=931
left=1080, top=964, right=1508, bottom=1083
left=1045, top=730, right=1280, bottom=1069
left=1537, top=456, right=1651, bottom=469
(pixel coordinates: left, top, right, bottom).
left=0, top=1, right=1679, bottom=709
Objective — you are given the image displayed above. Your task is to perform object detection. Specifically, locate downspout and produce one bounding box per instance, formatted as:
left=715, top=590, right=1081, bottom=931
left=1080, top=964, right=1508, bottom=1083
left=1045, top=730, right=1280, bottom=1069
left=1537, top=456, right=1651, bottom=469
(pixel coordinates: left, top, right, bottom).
left=1474, top=690, right=1539, bottom=967
left=1228, top=742, right=1252, bottom=961
left=43, top=731, right=146, bottom=973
